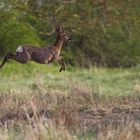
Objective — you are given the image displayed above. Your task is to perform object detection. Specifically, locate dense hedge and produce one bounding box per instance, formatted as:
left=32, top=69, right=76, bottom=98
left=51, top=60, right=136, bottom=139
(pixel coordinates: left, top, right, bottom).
left=0, top=0, right=140, bottom=67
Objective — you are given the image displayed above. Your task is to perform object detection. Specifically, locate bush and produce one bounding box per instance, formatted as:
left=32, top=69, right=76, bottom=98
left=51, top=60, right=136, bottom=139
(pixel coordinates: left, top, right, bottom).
left=0, top=11, right=41, bottom=56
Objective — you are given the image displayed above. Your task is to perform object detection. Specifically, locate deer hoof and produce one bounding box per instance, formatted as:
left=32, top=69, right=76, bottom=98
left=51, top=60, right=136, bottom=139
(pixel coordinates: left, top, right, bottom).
left=59, top=67, right=65, bottom=72
left=59, top=68, right=63, bottom=72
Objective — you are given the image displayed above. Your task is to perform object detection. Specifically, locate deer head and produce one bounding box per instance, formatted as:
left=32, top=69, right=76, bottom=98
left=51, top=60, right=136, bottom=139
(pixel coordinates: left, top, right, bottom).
left=55, top=24, right=71, bottom=42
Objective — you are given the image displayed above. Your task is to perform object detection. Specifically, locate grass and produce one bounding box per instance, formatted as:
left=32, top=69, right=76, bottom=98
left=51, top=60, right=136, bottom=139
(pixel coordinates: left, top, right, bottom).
left=0, top=62, right=139, bottom=96
left=0, top=61, right=140, bottom=140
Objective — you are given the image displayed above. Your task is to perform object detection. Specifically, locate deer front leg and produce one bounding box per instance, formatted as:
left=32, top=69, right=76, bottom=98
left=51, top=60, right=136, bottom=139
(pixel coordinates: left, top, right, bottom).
left=59, top=58, right=66, bottom=72
left=54, top=56, right=66, bottom=72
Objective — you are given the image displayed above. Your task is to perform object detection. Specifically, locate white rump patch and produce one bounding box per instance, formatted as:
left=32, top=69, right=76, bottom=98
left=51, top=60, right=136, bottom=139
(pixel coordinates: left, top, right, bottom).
left=16, top=46, right=23, bottom=53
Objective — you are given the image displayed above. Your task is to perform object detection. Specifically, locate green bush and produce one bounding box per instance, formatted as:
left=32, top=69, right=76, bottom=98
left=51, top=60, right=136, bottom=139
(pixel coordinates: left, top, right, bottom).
left=0, top=0, right=140, bottom=67
left=0, top=11, right=41, bottom=56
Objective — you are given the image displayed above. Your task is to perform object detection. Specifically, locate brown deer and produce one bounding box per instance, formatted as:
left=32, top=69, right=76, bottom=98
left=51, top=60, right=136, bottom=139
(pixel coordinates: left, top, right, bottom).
left=0, top=24, right=71, bottom=72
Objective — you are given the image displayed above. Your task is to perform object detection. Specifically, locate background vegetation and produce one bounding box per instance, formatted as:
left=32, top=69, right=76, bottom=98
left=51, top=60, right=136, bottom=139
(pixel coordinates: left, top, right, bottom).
left=0, top=0, right=140, bottom=67
left=0, top=1, right=140, bottom=140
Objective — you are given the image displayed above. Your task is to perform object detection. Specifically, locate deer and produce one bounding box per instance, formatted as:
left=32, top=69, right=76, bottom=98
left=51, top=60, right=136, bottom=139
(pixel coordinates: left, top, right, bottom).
left=0, top=24, right=71, bottom=72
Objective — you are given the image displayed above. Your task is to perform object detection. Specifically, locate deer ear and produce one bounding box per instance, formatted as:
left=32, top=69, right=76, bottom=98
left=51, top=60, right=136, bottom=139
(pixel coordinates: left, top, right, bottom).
left=55, top=24, right=63, bottom=32
left=59, top=24, right=63, bottom=32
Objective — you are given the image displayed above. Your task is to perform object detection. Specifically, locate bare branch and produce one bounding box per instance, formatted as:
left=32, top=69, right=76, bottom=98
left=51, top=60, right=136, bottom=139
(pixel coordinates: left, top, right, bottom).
left=9, top=0, right=56, bottom=36
left=39, top=28, right=55, bottom=36
left=24, top=23, right=55, bottom=36
left=10, top=0, right=48, bottom=17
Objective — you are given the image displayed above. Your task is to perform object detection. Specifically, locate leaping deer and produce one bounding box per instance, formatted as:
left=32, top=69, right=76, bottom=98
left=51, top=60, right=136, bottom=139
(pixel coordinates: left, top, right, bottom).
left=0, top=24, right=71, bottom=72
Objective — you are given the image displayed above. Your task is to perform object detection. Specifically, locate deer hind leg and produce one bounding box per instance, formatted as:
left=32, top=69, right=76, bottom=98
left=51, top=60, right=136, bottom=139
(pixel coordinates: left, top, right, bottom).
left=0, top=52, right=29, bottom=68
left=0, top=52, right=14, bottom=68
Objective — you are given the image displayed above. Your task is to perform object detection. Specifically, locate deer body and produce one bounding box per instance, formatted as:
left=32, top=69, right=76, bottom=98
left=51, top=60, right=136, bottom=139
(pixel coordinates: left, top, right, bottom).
left=0, top=24, right=70, bottom=72
left=15, top=45, right=60, bottom=64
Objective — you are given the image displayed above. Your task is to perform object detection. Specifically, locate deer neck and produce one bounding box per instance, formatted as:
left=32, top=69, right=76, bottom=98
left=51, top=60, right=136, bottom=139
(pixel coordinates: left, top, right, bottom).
left=53, top=34, right=64, bottom=51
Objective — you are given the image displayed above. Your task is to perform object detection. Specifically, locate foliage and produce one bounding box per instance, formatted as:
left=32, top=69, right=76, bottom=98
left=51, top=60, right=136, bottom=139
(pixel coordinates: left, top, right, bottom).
left=0, top=10, right=41, bottom=55
left=0, top=0, right=140, bottom=67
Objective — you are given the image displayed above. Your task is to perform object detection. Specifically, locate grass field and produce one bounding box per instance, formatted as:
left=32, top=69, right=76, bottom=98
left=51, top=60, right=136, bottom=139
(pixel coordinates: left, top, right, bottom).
left=0, top=62, right=140, bottom=140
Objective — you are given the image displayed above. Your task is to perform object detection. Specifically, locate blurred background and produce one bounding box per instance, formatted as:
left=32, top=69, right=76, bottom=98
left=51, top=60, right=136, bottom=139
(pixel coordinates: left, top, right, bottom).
left=0, top=1, right=140, bottom=139
left=0, top=0, right=140, bottom=68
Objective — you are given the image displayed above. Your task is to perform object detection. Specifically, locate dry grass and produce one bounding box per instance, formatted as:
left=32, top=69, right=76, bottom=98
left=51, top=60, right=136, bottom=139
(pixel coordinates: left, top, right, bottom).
left=0, top=86, right=140, bottom=140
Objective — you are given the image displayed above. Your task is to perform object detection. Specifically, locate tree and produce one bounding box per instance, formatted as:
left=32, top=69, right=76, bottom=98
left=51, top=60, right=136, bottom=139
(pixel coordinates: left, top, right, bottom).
left=0, top=0, right=140, bottom=67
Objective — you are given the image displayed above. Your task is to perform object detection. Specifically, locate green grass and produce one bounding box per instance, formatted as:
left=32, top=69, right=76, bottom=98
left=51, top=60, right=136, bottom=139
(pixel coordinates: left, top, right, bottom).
left=0, top=62, right=139, bottom=96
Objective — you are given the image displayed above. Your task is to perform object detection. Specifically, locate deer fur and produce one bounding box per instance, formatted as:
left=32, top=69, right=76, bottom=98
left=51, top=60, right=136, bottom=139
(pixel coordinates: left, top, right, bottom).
left=0, top=24, right=71, bottom=72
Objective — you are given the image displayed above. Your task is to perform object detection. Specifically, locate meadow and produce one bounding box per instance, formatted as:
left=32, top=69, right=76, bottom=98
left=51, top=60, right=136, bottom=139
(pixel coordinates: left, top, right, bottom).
left=0, top=62, right=140, bottom=140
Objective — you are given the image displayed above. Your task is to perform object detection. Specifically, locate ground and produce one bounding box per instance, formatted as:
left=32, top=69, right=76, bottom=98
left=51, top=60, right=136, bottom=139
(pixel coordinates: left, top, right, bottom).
left=0, top=62, right=140, bottom=140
